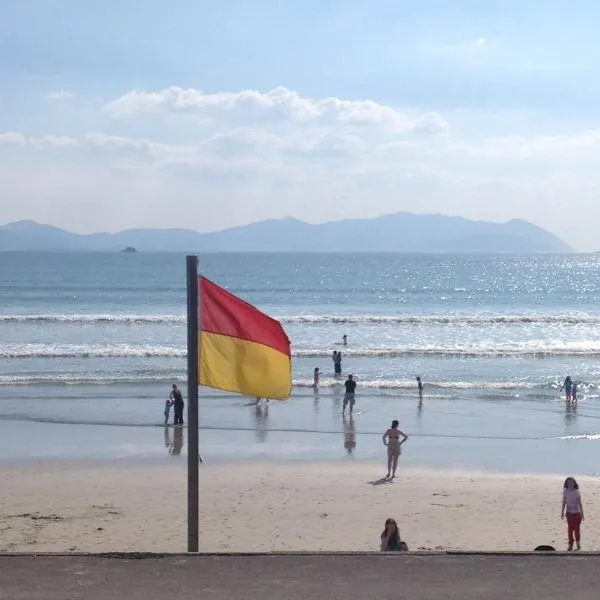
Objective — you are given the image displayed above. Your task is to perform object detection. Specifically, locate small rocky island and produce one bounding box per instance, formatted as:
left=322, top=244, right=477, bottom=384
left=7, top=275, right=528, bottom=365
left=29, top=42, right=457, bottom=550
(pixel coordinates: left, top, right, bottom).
left=120, top=246, right=138, bottom=253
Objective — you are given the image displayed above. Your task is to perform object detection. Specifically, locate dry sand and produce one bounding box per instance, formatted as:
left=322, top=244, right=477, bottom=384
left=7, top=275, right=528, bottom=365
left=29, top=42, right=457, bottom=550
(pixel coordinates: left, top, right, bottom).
left=1, top=461, right=598, bottom=553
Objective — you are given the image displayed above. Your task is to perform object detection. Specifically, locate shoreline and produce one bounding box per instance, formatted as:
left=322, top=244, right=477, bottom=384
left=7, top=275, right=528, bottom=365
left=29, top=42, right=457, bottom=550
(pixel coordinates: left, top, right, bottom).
left=1, top=461, right=598, bottom=553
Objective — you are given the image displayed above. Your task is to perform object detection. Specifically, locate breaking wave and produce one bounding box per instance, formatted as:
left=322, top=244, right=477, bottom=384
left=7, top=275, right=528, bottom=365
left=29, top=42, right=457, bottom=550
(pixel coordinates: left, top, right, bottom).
left=4, top=340, right=600, bottom=359
left=3, top=312, right=600, bottom=326
left=0, top=374, right=572, bottom=391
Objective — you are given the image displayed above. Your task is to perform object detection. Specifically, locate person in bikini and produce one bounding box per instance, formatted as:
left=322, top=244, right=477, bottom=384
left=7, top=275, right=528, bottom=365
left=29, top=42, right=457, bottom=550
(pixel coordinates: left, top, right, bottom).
left=382, top=419, right=408, bottom=479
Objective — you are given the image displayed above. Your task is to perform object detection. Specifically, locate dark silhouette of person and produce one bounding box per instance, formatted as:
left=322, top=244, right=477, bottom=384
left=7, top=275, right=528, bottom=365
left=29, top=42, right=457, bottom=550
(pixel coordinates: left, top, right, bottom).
left=343, top=374, right=356, bottom=412
left=416, top=376, right=423, bottom=399
left=170, top=384, right=185, bottom=425
left=334, top=351, right=342, bottom=377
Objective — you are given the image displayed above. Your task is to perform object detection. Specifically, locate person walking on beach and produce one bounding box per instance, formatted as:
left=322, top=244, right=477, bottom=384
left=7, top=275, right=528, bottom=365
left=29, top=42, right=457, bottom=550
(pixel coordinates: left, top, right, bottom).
left=334, top=351, right=342, bottom=377
left=170, top=384, right=184, bottom=425
left=561, top=476, right=584, bottom=551
left=380, top=518, right=408, bottom=552
left=163, top=396, right=173, bottom=425
left=561, top=376, right=573, bottom=405
left=382, top=420, right=408, bottom=479
left=572, top=382, right=579, bottom=404
left=343, top=374, right=357, bottom=413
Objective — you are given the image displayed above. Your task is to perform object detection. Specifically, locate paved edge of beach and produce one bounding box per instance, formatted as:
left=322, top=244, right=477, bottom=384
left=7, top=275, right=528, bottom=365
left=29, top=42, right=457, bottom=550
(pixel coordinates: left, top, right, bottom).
left=3, top=554, right=600, bottom=600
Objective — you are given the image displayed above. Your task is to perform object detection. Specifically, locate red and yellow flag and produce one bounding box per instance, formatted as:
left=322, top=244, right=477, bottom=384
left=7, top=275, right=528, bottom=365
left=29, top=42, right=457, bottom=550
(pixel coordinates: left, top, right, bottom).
left=198, top=277, right=292, bottom=400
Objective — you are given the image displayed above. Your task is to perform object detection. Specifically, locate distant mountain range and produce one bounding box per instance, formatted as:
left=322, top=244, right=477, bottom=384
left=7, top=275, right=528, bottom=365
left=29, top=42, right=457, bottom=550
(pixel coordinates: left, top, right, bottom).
left=0, top=214, right=573, bottom=253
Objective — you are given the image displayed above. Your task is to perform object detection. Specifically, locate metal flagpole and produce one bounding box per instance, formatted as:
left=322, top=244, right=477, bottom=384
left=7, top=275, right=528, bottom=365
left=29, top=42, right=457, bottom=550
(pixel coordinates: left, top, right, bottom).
left=186, top=255, right=200, bottom=552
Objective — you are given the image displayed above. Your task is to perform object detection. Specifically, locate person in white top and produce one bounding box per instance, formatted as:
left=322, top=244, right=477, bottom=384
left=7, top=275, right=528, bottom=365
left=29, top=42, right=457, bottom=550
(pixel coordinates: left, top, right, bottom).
left=561, top=476, right=584, bottom=551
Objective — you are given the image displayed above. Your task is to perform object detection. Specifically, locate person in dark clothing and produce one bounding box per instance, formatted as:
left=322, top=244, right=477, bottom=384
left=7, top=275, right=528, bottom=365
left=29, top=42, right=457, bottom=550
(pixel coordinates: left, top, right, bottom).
left=170, top=384, right=185, bottom=425
left=343, top=374, right=357, bottom=413
left=334, top=351, right=342, bottom=376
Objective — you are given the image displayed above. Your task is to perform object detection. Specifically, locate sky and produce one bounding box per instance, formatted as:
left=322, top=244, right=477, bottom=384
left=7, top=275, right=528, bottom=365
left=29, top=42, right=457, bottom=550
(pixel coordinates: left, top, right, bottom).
left=1, top=1, right=599, bottom=250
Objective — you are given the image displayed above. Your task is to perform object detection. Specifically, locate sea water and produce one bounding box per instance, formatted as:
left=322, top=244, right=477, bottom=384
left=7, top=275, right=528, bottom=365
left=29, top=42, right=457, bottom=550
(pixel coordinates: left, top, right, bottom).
left=1, top=251, right=600, bottom=473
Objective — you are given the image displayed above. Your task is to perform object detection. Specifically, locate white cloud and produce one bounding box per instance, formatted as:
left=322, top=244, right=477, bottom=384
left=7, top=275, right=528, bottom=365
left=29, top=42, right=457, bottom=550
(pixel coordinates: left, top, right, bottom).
left=31, top=135, right=79, bottom=148
left=0, top=131, right=26, bottom=145
left=84, top=132, right=171, bottom=153
left=104, top=86, right=450, bottom=136
left=45, top=90, right=74, bottom=101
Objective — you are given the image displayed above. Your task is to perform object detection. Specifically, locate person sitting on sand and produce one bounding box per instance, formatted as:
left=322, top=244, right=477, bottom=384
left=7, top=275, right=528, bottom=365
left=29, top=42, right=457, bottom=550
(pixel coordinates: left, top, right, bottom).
left=382, top=420, right=408, bottom=479
left=562, top=476, right=584, bottom=551
left=380, top=518, right=408, bottom=552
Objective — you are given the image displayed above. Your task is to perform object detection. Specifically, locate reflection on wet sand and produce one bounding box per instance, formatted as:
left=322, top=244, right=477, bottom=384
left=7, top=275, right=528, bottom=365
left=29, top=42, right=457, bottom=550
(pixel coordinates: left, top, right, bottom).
left=343, top=413, right=356, bottom=455
left=163, top=425, right=184, bottom=455
left=254, top=401, right=269, bottom=443
left=565, top=404, right=577, bottom=426
left=332, top=385, right=342, bottom=416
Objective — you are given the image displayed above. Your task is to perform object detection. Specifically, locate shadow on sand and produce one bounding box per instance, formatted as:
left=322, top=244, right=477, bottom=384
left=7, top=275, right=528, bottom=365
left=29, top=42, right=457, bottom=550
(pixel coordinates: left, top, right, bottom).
left=368, top=477, right=394, bottom=486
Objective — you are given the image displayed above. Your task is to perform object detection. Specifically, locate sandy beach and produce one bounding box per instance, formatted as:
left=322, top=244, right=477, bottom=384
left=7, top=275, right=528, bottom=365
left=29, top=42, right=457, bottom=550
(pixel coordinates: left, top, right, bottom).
left=1, top=461, right=598, bottom=553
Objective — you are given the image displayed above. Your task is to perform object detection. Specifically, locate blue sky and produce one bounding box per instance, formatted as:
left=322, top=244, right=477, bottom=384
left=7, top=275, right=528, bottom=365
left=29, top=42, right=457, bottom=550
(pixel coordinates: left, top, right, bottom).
left=1, top=1, right=599, bottom=249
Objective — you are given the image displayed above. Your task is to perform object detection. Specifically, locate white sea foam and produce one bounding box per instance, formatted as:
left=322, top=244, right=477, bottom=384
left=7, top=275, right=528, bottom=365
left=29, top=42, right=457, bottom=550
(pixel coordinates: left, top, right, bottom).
left=0, top=314, right=185, bottom=324
left=294, top=341, right=600, bottom=358
left=2, top=312, right=600, bottom=325
left=0, top=373, right=552, bottom=389
left=4, top=340, right=600, bottom=359
left=279, top=314, right=600, bottom=325
left=0, top=343, right=185, bottom=359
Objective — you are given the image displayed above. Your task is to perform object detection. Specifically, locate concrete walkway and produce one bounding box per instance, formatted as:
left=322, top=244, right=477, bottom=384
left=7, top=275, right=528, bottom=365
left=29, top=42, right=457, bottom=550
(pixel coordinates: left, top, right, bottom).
left=1, top=553, right=600, bottom=600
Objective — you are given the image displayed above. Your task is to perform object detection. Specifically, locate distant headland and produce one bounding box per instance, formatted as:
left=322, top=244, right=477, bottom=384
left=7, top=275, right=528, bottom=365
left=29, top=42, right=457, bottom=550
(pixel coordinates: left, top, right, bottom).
left=0, top=214, right=572, bottom=253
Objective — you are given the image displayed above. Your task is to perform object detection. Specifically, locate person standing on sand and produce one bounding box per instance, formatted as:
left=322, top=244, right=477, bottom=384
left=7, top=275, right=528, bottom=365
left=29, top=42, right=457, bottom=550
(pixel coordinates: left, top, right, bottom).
left=343, top=374, right=357, bottom=412
left=342, top=334, right=347, bottom=346
left=561, top=376, right=573, bottom=405
left=382, top=420, right=408, bottom=479
left=561, top=476, right=584, bottom=551
left=170, top=384, right=184, bottom=425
